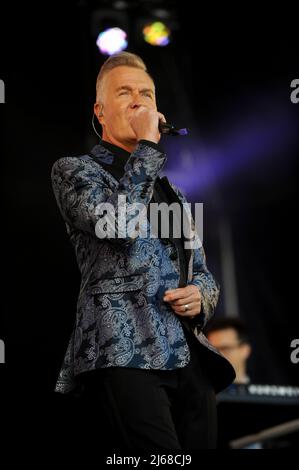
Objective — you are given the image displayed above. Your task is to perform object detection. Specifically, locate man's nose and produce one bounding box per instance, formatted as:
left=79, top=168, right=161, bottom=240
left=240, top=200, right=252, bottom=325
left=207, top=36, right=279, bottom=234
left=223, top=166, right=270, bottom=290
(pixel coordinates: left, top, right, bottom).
left=130, top=95, right=146, bottom=108
left=130, top=102, right=144, bottom=109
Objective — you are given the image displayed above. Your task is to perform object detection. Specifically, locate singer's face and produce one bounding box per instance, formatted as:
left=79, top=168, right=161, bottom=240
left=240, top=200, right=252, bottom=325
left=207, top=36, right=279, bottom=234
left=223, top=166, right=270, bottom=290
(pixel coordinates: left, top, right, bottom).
left=95, top=66, right=157, bottom=151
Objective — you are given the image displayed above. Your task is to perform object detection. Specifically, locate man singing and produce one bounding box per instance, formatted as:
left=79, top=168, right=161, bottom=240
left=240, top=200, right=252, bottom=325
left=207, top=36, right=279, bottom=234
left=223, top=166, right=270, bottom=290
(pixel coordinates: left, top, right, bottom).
left=51, top=52, right=234, bottom=449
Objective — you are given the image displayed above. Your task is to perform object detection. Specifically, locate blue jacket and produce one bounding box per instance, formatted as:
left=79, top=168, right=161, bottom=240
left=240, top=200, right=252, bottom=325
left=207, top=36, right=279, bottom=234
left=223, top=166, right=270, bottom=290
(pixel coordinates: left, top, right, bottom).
left=51, top=141, right=235, bottom=394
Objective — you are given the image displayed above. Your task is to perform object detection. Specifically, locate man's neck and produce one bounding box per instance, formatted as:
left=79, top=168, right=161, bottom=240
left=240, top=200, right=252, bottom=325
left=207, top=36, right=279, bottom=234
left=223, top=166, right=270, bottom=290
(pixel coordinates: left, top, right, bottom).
left=102, top=134, right=136, bottom=154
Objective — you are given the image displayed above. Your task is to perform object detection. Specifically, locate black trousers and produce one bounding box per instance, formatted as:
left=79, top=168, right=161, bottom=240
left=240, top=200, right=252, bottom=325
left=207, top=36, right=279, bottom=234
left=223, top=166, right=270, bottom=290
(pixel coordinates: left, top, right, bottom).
left=79, top=326, right=216, bottom=450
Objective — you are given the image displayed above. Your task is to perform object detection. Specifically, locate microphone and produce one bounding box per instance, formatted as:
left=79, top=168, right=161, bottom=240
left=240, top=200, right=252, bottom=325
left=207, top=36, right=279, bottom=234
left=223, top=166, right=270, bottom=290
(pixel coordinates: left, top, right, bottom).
left=159, top=121, right=189, bottom=136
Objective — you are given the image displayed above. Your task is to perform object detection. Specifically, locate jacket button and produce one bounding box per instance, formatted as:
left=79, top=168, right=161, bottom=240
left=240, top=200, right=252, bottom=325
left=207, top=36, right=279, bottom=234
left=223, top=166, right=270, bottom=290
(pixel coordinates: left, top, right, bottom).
left=169, top=250, right=178, bottom=260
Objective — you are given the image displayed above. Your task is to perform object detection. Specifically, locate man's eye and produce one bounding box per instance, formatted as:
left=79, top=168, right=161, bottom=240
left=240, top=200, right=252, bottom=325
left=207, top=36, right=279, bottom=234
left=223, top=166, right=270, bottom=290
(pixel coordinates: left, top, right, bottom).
left=119, top=91, right=129, bottom=96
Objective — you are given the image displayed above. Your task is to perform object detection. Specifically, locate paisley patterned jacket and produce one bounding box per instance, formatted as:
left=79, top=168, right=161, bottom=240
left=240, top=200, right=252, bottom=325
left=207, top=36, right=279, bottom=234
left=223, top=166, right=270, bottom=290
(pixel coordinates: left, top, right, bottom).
left=51, top=141, right=235, bottom=394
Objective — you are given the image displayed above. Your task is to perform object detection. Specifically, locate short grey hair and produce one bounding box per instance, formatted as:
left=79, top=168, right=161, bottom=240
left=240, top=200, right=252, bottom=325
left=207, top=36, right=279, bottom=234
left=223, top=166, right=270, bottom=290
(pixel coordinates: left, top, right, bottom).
left=95, top=51, right=154, bottom=103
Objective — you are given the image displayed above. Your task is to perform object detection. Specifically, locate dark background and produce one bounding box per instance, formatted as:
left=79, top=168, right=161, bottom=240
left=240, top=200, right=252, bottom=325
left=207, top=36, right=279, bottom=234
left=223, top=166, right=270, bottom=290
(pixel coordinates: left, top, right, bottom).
left=1, top=0, right=298, bottom=422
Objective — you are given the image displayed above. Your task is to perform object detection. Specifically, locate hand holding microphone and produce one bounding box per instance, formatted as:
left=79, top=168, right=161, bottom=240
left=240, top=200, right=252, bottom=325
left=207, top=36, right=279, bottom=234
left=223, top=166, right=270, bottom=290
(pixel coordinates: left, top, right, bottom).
left=128, top=105, right=166, bottom=143
left=128, top=104, right=188, bottom=143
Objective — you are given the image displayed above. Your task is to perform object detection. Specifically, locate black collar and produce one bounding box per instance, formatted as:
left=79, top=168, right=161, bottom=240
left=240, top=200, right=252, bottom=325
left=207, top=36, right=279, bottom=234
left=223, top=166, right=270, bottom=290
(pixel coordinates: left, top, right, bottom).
left=100, top=140, right=131, bottom=180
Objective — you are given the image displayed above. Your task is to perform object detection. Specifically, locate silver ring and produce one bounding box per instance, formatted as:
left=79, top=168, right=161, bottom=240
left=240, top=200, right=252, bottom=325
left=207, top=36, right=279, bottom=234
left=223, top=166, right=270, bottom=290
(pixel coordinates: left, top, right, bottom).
left=184, top=304, right=189, bottom=312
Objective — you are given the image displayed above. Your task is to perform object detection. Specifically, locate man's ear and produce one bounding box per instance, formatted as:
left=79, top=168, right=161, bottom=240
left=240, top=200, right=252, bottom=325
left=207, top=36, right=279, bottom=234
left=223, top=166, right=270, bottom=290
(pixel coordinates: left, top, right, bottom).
left=242, top=343, right=252, bottom=361
left=94, top=102, right=104, bottom=125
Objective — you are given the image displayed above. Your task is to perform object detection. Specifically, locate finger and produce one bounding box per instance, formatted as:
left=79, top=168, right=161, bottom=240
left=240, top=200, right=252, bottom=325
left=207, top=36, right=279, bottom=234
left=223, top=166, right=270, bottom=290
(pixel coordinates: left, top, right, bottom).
left=169, top=295, right=195, bottom=307
left=172, top=302, right=197, bottom=313
left=165, top=286, right=195, bottom=296
left=175, top=301, right=201, bottom=315
left=173, top=303, right=201, bottom=317
left=163, top=286, right=197, bottom=302
left=129, top=105, right=151, bottom=118
left=163, top=288, right=188, bottom=301
left=158, top=112, right=166, bottom=124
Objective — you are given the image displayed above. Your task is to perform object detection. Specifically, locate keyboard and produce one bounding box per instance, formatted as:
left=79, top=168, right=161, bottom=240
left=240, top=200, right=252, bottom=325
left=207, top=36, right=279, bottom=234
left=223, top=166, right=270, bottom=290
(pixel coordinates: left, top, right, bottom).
left=217, top=383, right=299, bottom=405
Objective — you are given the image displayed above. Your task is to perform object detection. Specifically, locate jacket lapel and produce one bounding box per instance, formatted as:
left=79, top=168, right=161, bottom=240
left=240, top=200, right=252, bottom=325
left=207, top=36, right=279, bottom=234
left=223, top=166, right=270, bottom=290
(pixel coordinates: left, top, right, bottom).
left=158, top=176, right=193, bottom=282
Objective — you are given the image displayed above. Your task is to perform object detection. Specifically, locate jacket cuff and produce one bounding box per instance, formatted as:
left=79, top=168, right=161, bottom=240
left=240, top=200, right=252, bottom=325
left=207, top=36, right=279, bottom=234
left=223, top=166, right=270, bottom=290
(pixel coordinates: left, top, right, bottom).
left=138, top=139, right=165, bottom=154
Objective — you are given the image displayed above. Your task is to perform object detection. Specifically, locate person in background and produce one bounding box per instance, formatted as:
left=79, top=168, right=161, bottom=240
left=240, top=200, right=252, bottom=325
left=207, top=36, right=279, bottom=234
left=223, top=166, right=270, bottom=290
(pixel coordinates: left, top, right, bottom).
left=205, top=317, right=252, bottom=384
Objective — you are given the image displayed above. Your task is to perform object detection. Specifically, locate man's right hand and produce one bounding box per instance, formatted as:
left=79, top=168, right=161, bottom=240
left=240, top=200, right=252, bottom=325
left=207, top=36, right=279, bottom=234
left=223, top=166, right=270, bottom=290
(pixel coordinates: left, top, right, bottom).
left=128, top=105, right=166, bottom=144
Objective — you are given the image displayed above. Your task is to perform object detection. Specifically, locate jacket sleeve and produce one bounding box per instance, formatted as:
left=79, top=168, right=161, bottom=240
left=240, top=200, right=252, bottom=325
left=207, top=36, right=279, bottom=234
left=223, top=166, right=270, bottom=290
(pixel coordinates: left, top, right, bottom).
left=170, top=183, right=220, bottom=329
left=51, top=142, right=166, bottom=245
left=188, top=244, right=220, bottom=329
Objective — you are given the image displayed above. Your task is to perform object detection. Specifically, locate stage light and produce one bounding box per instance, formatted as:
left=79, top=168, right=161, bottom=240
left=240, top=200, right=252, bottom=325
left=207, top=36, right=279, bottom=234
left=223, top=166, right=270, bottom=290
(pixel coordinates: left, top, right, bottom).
left=96, top=27, right=128, bottom=56
left=142, top=21, right=171, bottom=46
